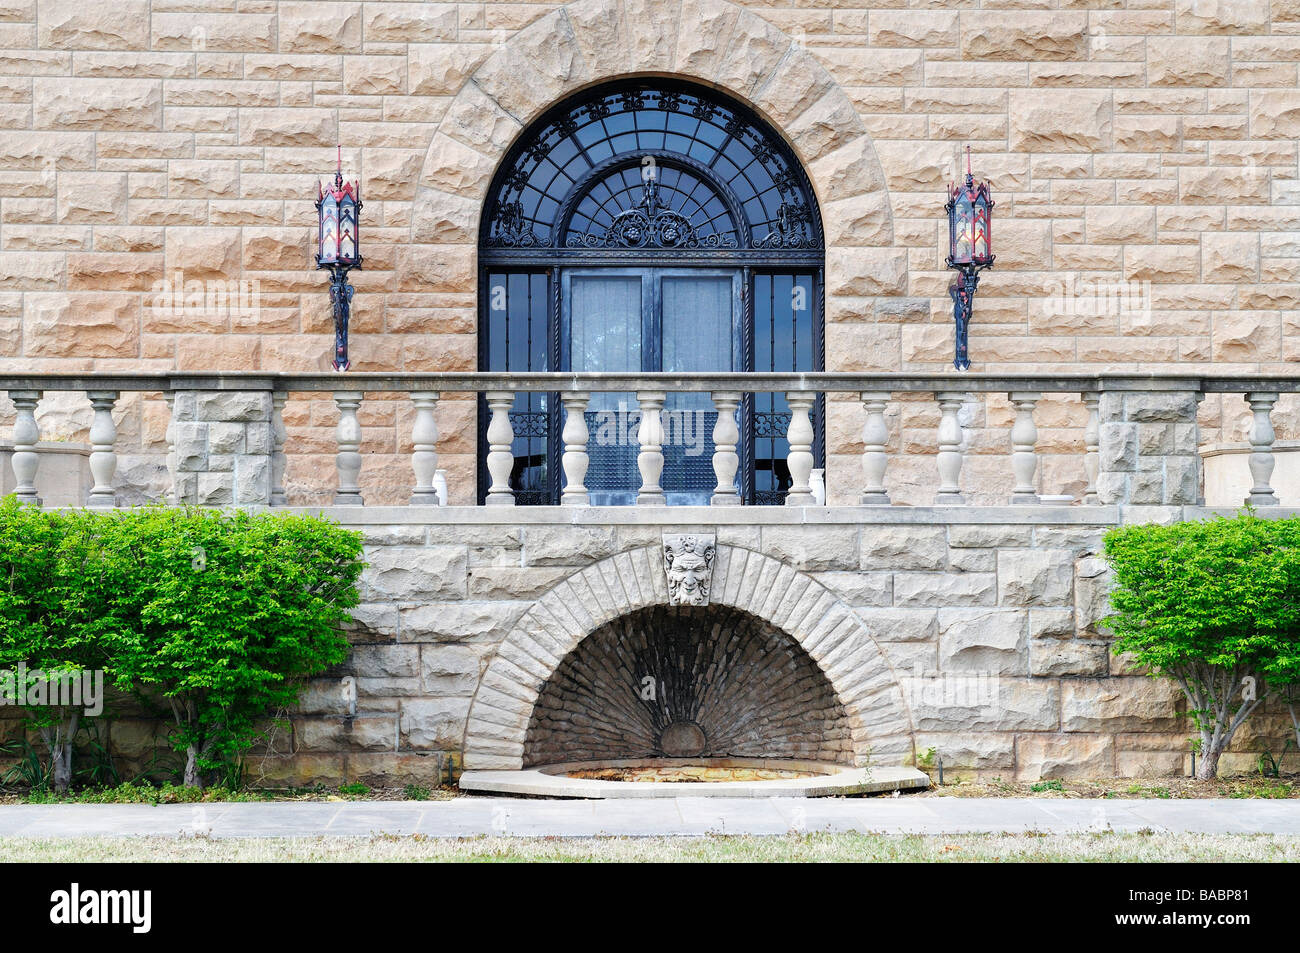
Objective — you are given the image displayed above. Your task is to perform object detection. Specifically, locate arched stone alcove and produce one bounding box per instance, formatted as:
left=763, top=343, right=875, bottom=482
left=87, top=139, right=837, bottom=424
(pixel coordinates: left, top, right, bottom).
left=524, top=603, right=855, bottom=767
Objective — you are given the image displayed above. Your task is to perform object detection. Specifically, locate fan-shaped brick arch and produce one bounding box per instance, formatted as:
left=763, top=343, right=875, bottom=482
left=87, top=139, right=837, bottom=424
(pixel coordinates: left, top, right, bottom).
left=408, top=0, right=894, bottom=287
left=461, top=544, right=916, bottom=770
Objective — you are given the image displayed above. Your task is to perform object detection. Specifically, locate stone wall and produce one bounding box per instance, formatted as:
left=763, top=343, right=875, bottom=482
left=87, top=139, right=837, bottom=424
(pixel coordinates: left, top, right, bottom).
left=214, top=505, right=1297, bottom=787
left=0, top=0, right=1297, bottom=505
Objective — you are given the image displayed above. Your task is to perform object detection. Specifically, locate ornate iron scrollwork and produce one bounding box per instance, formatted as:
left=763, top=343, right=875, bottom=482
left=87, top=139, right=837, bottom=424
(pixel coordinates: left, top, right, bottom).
left=755, top=202, right=815, bottom=249
left=491, top=200, right=541, bottom=248
left=481, top=82, right=823, bottom=254
left=566, top=178, right=738, bottom=250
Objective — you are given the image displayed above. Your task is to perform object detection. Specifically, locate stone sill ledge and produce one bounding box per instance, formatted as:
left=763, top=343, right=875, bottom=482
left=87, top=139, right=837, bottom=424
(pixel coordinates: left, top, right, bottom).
left=274, top=504, right=1122, bottom=525
left=41, top=504, right=1295, bottom=525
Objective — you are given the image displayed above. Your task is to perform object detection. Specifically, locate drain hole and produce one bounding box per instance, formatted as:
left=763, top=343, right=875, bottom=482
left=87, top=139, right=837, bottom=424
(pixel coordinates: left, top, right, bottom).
left=659, top=721, right=706, bottom=757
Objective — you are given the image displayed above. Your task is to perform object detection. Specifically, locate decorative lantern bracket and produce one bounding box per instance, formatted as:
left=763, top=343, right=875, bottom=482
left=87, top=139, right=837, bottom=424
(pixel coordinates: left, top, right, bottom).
left=316, top=146, right=363, bottom=372
left=944, top=146, right=994, bottom=372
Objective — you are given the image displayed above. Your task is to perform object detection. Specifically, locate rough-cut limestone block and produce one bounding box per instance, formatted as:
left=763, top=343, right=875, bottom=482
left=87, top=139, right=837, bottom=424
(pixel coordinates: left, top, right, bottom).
left=56, top=172, right=126, bottom=224
left=673, top=0, right=738, bottom=80
left=418, top=132, right=498, bottom=198
left=439, top=81, right=522, bottom=156
left=938, top=609, right=1028, bottom=675
left=34, top=78, right=161, bottom=131
left=1202, top=232, right=1260, bottom=283
left=399, top=602, right=528, bottom=644
left=1175, top=0, right=1269, bottom=35
left=359, top=547, right=468, bottom=603
left=870, top=10, right=958, bottom=48
left=854, top=608, right=938, bottom=643
left=1074, top=556, right=1113, bottom=634
left=761, top=526, right=859, bottom=572
left=238, top=107, right=334, bottom=148
left=421, top=645, right=485, bottom=696
left=164, top=227, right=241, bottom=282
left=1250, top=90, right=1300, bottom=139
left=960, top=12, right=1086, bottom=61
left=1060, top=678, right=1186, bottom=732
left=621, top=0, right=682, bottom=73
left=1009, top=89, right=1110, bottom=152
left=343, top=604, right=400, bottom=642
left=786, top=89, right=865, bottom=164
left=811, top=571, right=893, bottom=608
left=1212, top=310, right=1280, bottom=363
left=297, top=716, right=397, bottom=753
left=753, top=45, right=834, bottom=130
left=471, top=10, right=588, bottom=125
left=911, top=678, right=1058, bottom=732
left=522, top=525, right=619, bottom=567
left=895, top=573, right=996, bottom=609
left=151, top=12, right=276, bottom=51
left=823, top=193, right=892, bottom=247
left=401, top=697, right=472, bottom=750
left=997, top=550, right=1074, bottom=607
left=826, top=247, right=908, bottom=296
left=1148, top=36, right=1230, bottom=87
left=409, top=42, right=492, bottom=97
left=1086, top=206, right=1155, bottom=244
left=1015, top=733, right=1113, bottom=781
left=1029, top=640, right=1110, bottom=677
left=714, top=9, right=789, bottom=99
left=38, top=0, right=150, bottom=50
left=278, top=1, right=362, bottom=53
left=913, top=732, right=1016, bottom=770
left=861, top=525, right=947, bottom=571
left=808, top=137, right=887, bottom=205
left=24, top=292, right=137, bottom=358
left=363, top=2, right=456, bottom=43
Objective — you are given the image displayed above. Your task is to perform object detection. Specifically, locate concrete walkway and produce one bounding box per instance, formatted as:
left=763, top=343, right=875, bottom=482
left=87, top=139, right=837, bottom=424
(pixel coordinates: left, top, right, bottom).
left=1, top=798, right=1298, bottom=838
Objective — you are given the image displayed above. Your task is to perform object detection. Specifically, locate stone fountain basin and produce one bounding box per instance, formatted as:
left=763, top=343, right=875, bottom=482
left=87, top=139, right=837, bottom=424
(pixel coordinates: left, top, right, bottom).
left=459, top=758, right=931, bottom=799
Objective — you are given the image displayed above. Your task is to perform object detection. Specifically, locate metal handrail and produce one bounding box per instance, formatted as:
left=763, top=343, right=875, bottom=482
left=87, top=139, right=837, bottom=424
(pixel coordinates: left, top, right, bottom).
left=3, top=371, right=1299, bottom=394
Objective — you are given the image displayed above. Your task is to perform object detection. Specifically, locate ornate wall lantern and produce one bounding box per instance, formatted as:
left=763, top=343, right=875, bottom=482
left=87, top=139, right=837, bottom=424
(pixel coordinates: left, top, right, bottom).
left=944, top=146, right=994, bottom=371
left=316, top=147, right=362, bottom=371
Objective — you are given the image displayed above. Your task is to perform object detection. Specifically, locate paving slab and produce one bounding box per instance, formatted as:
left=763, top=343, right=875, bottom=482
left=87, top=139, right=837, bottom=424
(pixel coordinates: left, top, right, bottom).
left=0, top=798, right=1297, bottom=838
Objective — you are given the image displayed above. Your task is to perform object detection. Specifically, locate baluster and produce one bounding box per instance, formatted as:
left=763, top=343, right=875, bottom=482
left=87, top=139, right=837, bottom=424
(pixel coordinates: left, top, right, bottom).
left=270, top=392, right=288, bottom=506
left=710, top=391, right=741, bottom=505
left=333, top=391, right=364, bottom=505
left=1246, top=391, right=1280, bottom=506
left=9, top=390, right=41, bottom=506
left=785, top=392, right=816, bottom=506
left=163, top=391, right=178, bottom=505
left=934, top=391, right=967, bottom=505
left=860, top=391, right=891, bottom=505
left=635, top=391, right=666, bottom=505
left=485, top=391, right=516, bottom=506
left=1008, top=391, right=1041, bottom=504
left=86, top=390, right=119, bottom=507
left=1082, top=392, right=1100, bottom=504
left=410, top=391, right=441, bottom=504
left=560, top=391, right=590, bottom=506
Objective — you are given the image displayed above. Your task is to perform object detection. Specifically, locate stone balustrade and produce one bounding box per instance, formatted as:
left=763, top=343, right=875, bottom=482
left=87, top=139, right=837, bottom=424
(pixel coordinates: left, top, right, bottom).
left=3, top=372, right=1300, bottom=510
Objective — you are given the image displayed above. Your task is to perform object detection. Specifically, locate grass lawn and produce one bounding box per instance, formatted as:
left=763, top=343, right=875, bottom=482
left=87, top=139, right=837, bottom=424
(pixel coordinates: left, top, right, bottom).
left=2, top=832, right=1298, bottom=862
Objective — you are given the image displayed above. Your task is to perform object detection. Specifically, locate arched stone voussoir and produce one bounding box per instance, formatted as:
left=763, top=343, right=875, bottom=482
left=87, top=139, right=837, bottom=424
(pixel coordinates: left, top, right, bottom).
left=462, top=544, right=916, bottom=770
left=470, top=8, right=592, bottom=126
left=409, top=0, right=889, bottom=250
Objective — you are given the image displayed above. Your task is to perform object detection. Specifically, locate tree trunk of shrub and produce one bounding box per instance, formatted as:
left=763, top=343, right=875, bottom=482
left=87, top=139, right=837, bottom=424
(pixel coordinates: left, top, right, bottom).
left=38, top=708, right=78, bottom=794
left=184, top=745, right=202, bottom=789
left=1195, top=742, right=1222, bottom=782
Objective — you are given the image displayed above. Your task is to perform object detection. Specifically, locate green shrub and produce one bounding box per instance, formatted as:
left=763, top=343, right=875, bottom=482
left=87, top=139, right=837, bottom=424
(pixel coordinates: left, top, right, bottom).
left=1103, top=512, right=1300, bottom=780
left=0, top=501, right=108, bottom=792
left=0, top=501, right=364, bottom=789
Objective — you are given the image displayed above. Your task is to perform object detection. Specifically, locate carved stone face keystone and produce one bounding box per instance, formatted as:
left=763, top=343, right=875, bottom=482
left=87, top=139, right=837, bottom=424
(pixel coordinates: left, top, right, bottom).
left=663, top=533, right=716, bottom=606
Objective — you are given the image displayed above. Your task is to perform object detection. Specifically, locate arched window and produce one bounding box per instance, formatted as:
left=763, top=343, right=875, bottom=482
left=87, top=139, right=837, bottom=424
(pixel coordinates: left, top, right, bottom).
left=479, top=79, right=824, bottom=505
